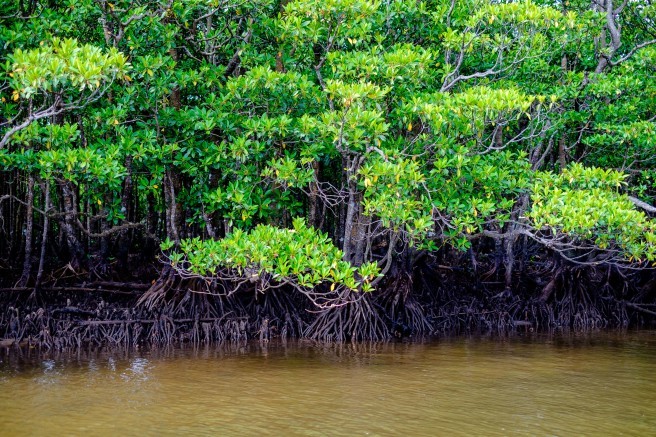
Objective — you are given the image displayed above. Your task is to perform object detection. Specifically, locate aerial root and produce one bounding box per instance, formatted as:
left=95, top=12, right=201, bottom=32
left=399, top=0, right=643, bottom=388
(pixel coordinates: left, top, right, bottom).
left=305, top=292, right=388, bottom=341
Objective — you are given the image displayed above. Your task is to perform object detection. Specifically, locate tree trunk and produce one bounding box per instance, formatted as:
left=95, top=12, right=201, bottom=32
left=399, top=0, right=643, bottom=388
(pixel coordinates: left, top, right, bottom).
left=117, top=155, right=134, bottom=269
left=18, top=175, right=35, bottom=287
left=558, top=52, right=568, bottom=171
left=169, top=47, right=181, bottom=109
left=352, top=205, right=371, bottom=266
left=34, top=181, right=51, bottom=290
left=99, top=192, right=112, bottom=263
left=342, top=187, right=358, bottom=261
left=504, top=235, right=515, bottom=290
left=61, top=181, right=84, bottom=270
left=164, top=169, right=181, bottom=245
left=342, top=156, right=363, bottom=261
left=558, top=135, right=567, bottom=171
left=308, top=161, right=320, bottom=228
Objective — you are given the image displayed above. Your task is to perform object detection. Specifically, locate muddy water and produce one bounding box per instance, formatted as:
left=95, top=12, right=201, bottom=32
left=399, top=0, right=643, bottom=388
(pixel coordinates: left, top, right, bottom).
left=1, top=332, right=656, bottom=436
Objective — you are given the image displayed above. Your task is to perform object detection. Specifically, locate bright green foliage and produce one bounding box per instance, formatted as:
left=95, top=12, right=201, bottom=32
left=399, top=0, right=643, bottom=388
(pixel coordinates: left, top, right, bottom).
left=1, top=0, right=655, bottom=294
left=429, top=149, right=532, bottom=245
left=529, top=165, right=656, bottom=262
left=279, top=0, right=381, bottom=46
left=327, top=44, right=436, bottom=91
left=360, top=158, right=430, bottom=235
left=406, top=86, right=538, bottom=146
left=8, top=38, right=129, bottom=100
left=167, top=219, right=380, bottom=292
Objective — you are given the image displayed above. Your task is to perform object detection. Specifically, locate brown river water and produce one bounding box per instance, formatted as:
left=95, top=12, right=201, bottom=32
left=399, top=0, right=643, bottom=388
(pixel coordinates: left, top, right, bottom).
left=1, top=332, right=656, bottom=436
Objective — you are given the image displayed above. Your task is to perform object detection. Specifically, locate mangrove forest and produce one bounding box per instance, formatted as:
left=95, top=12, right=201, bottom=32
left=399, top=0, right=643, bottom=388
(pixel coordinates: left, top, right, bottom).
left=1, top=0, right=655, bottom=347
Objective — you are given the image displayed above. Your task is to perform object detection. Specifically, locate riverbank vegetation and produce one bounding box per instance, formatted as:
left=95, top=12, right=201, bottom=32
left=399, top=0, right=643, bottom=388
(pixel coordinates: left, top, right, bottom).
left=1, top=0, right=655, bottom=347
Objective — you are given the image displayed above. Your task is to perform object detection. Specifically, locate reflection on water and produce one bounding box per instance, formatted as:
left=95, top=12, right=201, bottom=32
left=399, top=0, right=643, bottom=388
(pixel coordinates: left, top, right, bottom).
left=1, top=332, right=656, bottom=436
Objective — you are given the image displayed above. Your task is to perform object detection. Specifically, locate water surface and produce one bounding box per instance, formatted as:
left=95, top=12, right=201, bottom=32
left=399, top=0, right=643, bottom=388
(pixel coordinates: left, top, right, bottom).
left=1, top=332, right=656, bottom=435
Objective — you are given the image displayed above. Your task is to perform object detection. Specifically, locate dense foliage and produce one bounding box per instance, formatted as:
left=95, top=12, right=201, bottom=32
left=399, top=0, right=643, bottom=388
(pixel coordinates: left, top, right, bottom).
left=1, top=0, right=655, bottom=324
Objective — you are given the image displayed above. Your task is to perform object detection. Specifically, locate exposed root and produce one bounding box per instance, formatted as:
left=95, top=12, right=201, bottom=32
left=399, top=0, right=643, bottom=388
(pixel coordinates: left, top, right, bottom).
left=305, top=292, right=388, bottom=341
left=136, top=266, right=177, bottom=310
left=1, top=260, right=654, bottom=350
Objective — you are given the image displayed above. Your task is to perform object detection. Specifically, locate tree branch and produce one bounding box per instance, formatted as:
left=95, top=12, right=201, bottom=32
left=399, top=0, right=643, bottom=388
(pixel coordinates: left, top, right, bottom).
left=627, top=196, right=656, bottom=214
left=610, top=39, right=656, bottom=66
left=0, top=104, right=64, bottom=150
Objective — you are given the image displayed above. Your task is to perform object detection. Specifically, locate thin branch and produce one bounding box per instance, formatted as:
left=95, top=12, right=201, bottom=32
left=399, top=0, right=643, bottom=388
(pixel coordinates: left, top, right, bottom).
left=0, top=104, right=63, bottom=149
left=610, top=39, right=656, bottom=66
